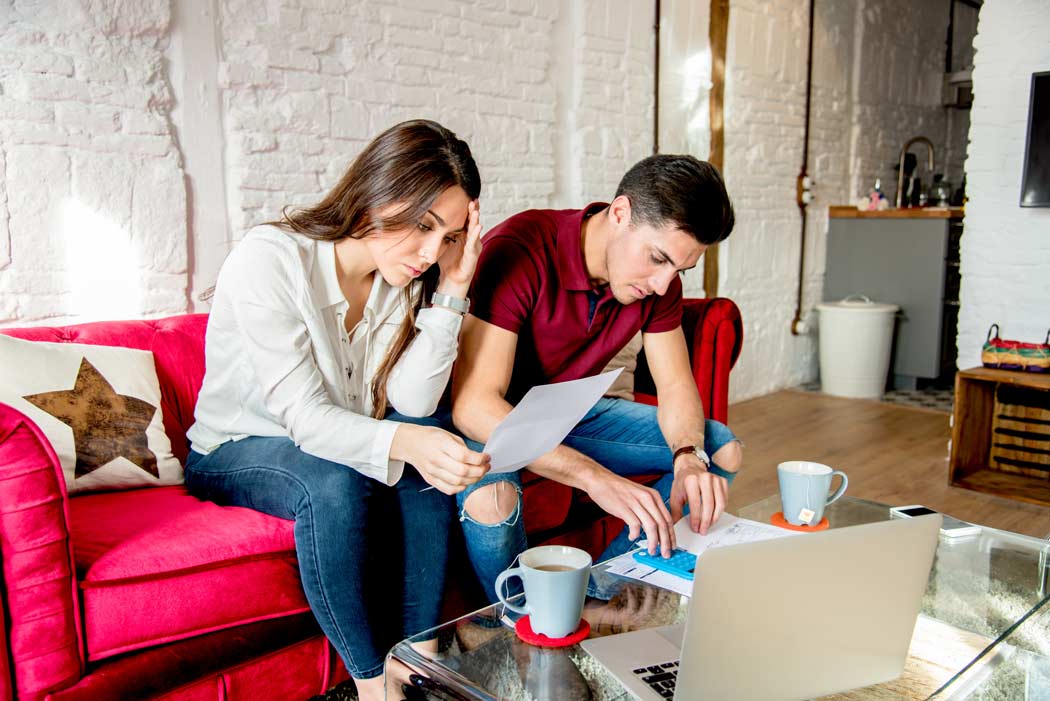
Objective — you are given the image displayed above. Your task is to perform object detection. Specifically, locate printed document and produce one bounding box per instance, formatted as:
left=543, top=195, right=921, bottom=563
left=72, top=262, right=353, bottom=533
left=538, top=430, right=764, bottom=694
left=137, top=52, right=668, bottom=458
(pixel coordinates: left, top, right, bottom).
left=605, top=513, right=797, bottom=596
left=485, top=369, right=622, bottom=473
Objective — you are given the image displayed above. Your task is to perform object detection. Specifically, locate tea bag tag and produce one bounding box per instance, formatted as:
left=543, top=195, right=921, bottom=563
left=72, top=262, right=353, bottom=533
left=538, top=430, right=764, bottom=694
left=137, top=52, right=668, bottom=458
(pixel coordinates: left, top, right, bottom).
left=798, top=508, right=816, bottom=525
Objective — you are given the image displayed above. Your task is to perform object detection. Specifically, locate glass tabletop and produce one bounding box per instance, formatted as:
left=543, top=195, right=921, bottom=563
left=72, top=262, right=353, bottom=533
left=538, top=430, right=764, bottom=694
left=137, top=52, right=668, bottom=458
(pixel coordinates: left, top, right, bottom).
left=929, top=596, right=1050, bottom=700
left=389, top=495, right=1050, bottom=700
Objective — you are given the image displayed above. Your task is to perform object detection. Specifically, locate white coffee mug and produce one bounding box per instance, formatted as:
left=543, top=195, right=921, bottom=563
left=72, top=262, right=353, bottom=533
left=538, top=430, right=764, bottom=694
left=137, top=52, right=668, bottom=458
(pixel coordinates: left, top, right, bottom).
left=494, top=545, right=591, bottom=638
left=777, top=460, right=848, bottom=526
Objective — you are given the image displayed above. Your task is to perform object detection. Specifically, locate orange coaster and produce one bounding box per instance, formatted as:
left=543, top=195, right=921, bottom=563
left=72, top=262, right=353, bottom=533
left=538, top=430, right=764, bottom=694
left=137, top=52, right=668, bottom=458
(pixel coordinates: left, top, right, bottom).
left=514, top=617, right=590, bottom=648
left=771, top=511, right=830, bottom=531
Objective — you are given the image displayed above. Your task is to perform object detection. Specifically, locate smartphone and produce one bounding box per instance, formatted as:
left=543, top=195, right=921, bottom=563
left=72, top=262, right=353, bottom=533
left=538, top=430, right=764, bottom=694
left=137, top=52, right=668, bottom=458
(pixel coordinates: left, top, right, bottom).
left=889, top=505, right=981, bottom=538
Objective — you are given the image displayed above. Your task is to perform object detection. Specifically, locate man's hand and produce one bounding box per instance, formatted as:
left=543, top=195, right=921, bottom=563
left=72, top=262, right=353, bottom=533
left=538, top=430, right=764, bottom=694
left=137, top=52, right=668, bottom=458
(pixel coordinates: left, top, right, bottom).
left=587, top=471, right=676, bottom=557
left=669, top=454, right=728, bottom=535
left=583, top=583, right=674, bottom=635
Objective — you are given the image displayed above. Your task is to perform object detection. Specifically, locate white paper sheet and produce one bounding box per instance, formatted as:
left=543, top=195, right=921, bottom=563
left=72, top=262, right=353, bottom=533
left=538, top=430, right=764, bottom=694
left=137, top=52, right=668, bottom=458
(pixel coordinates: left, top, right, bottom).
left=484, top=369, right=622, bottom=473
left=604, top=513, right=798, bottom=596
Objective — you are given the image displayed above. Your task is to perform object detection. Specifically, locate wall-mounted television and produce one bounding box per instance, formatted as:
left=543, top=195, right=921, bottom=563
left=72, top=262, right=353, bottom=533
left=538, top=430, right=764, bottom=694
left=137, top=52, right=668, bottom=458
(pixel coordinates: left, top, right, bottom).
left=1020, top=71, right=1050, bottom=207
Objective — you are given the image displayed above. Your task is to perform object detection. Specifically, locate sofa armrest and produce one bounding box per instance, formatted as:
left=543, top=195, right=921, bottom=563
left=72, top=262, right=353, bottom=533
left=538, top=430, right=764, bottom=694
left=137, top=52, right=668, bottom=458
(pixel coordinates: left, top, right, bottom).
left=634, top=297, right=743, bottom=424
left=0, top=403, right=84, bottom=700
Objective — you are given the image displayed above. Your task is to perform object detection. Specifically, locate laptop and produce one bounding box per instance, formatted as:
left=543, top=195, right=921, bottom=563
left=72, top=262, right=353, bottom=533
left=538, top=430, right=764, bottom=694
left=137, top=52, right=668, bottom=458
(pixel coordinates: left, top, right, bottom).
left=581, top=514, right=941, bottom=700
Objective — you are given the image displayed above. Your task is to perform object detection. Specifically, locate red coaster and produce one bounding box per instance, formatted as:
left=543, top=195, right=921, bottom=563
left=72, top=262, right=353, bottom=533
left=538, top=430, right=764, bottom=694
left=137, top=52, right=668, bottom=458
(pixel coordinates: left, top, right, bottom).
left=514, top=616, right=590, bottom=648
left=771, top=511, right=830, bottom=531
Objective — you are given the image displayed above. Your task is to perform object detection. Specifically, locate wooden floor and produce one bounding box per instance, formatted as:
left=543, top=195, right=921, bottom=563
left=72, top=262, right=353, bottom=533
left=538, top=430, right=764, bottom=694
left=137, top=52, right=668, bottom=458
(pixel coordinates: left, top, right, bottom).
left=726, top=389, right=1050, bottom=539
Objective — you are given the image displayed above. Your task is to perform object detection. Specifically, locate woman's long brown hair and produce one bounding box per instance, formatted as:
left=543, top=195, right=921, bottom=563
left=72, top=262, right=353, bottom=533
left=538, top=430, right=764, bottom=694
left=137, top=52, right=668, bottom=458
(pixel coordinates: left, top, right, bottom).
left=270, top=120, right=480, bottom=418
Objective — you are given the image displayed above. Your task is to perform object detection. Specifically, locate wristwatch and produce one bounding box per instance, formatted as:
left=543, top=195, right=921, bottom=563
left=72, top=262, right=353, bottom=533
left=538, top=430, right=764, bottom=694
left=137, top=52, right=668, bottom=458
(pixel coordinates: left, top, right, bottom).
left=673, top=445, right=711, bottom=470
left=431, top=292, right=470, bottom=315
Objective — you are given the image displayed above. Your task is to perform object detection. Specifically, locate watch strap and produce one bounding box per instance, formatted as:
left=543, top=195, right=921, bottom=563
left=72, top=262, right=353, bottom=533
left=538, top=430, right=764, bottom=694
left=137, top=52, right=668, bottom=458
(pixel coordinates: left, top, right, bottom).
left=673, top=445, right=711, bottom=469
left=431, top=292, right=470, bottom=315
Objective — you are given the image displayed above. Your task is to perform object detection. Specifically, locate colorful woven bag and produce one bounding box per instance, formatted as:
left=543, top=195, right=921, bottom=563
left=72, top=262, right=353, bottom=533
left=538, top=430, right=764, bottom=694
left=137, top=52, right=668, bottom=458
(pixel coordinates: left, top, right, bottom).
left=981, top=324, right=1050, bottom=373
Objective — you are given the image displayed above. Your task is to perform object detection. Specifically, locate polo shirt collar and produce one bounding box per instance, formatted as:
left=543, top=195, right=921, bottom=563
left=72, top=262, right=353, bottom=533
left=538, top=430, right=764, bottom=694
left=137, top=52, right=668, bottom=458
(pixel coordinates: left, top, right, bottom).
left=557, top=202, right=608, bottom=292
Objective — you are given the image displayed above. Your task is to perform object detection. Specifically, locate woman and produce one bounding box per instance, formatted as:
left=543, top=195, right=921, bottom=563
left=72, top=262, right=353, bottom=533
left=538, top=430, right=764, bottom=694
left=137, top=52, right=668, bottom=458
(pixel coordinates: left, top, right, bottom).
left=185, top=120, right=489, bottom=701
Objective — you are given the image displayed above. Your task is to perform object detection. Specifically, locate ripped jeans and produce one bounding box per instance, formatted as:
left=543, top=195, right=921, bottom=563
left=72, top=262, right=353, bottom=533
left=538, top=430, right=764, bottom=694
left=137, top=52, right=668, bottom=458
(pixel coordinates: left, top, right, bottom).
left=408, top=399, right=739, bottom=604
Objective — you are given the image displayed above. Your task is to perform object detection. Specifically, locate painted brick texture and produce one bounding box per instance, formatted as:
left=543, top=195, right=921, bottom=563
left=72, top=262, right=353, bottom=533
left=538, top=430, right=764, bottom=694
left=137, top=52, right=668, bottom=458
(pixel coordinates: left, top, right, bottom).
left=719, top=0, right=965, bottom=401
left=0, top=1, right=188, bottom=325
left=957, top=0, right=1050, bottom=369
left=1, top=0, right=652, bottom=325
left=4, top=0, right=1024, bottom=410
left=217, top=1, right=562, bottom=240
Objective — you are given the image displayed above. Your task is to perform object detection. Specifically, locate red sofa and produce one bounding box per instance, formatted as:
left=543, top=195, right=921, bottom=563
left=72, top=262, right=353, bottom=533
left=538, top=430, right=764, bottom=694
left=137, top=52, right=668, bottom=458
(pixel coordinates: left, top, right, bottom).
left=0, top=298, right=741, bottom=701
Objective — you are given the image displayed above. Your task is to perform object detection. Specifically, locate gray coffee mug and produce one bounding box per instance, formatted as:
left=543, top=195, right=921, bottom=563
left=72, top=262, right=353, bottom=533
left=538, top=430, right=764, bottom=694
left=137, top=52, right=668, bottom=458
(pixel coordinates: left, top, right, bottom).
left=494, top=545, right=591, bottom=638
left=777, top=461, right=848, bottom=526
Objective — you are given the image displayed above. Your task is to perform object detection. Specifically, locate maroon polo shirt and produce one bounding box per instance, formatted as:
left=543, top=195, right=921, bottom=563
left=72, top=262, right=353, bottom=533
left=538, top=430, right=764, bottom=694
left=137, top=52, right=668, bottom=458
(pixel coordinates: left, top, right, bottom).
left=469, top=203, right=683, bottom=404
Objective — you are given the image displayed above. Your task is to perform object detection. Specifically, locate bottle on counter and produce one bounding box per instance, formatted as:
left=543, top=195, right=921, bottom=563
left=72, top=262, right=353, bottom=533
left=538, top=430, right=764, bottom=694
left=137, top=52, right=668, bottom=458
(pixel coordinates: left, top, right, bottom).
left=872, top=178, right=884, bottom=210
left=950, top=176, right=966, bottom=207
left=910, top=176, right=923, bottom=207
left=856, top=179, right=889, bottom=211
left=930, top=174, right=952, bottom=208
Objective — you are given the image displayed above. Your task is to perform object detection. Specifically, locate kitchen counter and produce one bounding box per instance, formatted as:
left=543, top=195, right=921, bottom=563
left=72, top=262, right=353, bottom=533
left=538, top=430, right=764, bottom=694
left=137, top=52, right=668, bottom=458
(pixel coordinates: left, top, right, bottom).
left=829, top=205, right=964, bottom=219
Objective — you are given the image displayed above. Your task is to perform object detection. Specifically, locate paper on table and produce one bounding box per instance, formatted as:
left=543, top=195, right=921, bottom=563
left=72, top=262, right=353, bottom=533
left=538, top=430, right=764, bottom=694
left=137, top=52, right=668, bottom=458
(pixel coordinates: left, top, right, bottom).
left=604, top=513, right=798, bottom=596
left=484, top=368, right=622, bottom=473
left=603, top=556, right=696, bottom=597
left=671, top=512, right=796, bottom=555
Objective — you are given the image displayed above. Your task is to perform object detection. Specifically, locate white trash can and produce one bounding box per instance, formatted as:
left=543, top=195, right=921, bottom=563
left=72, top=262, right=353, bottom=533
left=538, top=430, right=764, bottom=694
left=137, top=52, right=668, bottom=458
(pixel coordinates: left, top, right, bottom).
left=816, top=295, right=899, bottom=399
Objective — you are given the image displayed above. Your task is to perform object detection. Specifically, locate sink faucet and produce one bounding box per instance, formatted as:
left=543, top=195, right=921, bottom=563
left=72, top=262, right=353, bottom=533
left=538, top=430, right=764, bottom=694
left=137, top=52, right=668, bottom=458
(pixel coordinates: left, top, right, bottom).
left=896, top=136, right=936, bottom=208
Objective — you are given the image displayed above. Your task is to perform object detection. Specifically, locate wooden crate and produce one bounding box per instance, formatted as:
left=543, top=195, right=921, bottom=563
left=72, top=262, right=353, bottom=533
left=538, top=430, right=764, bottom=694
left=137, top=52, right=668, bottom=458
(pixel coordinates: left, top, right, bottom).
left=988, top=383, right=1050, bottom=479
left=949, top=367, right=1050, bottom=507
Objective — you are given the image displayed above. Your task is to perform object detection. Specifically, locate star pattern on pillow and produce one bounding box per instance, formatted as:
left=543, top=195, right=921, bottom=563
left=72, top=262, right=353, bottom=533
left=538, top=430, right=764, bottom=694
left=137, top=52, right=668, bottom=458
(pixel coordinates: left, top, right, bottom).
left=23, top=358, right=160, bottom=479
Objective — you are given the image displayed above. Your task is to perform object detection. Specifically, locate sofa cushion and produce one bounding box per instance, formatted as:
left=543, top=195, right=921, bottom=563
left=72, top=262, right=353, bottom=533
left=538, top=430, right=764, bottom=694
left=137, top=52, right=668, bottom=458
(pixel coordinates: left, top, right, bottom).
left=0, top=336, right=184, bottom=493
left=69, top=486, right=309, bottom=661
left=0, top=314, right=210, bottom=465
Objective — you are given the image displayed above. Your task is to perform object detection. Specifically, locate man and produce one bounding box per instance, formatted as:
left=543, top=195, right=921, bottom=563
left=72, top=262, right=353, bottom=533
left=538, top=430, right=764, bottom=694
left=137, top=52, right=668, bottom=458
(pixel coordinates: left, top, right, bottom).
left=452, top=155, right=742, bottom=602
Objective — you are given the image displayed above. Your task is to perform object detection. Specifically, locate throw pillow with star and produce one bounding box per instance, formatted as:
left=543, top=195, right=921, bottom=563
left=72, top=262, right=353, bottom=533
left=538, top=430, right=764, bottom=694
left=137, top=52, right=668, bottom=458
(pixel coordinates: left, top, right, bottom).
left=0, top=336, right=183, bottom=493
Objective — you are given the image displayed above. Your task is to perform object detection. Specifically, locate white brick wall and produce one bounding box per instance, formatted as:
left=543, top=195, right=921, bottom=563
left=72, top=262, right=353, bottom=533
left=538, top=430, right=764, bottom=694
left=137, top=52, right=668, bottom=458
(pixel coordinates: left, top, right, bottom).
left=721, top=0, right=868, bottom=401
left=719, top=0, right=815, bottom=402
left=0, top=1, right=188, bottom=324
left=6, top=0, right=1028, bottom=410
left=849, top=0, right=947, bottom=206
left=574, top=1, right=654, bottom=205
left=719, top=0, right=964, bottom=401
left=957, top=0, right=1050, bottom=369
left=1, top=0, right=654, bottom=323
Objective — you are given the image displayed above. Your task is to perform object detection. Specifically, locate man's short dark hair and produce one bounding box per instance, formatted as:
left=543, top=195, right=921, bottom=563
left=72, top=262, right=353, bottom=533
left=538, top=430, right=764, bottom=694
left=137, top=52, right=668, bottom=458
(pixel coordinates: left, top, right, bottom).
left=614, top=155, right=735, bottom=245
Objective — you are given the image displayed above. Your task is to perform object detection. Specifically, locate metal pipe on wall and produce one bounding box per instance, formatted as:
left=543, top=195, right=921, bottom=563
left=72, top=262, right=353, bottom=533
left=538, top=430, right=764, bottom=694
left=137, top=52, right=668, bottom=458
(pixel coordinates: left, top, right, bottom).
left=653, top=0, right=660, bottom=155
left=791, top=0, right=816, bottom=336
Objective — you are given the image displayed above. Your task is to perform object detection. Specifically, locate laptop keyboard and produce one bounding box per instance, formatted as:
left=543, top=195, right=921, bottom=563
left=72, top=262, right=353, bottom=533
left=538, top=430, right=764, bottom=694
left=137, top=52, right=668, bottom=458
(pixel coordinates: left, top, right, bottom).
left=632, top=660, right=679, bottom=698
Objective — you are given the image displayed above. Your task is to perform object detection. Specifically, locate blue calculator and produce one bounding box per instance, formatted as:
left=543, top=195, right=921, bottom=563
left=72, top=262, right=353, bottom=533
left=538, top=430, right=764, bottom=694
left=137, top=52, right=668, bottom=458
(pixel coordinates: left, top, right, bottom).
left=632, top=548, right=697, bottom=580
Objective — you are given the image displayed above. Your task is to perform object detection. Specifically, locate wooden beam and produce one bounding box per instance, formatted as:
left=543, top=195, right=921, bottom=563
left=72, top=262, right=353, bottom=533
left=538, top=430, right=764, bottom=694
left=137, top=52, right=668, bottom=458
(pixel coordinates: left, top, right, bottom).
left=705, top=0, right=729, bottom=298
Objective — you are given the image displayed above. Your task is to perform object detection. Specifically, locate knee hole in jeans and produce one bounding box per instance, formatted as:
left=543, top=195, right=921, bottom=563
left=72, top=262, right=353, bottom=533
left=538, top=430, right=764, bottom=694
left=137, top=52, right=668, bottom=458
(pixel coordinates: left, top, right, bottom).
left=463, top=481, right=519, bottom=525
left=713, top=440, right=743, bottom=471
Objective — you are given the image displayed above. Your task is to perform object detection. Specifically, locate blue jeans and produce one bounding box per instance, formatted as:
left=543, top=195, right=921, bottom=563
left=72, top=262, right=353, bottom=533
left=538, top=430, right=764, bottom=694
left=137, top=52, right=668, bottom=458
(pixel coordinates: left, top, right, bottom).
left=437, top=398, right=739, bottom=604
left=184, top=430, right=452, bottom=680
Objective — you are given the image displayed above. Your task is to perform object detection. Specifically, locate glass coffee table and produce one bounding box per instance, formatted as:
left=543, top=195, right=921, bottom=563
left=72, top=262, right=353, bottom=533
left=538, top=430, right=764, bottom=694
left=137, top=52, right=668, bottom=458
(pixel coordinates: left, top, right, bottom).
left=389, top=496, right=1050, bottom=700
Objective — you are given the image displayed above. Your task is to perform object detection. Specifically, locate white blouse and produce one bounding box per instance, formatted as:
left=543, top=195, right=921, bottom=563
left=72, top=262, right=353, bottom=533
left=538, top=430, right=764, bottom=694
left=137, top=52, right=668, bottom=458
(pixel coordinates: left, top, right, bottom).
left=187, top=225, right=463, bottom=485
